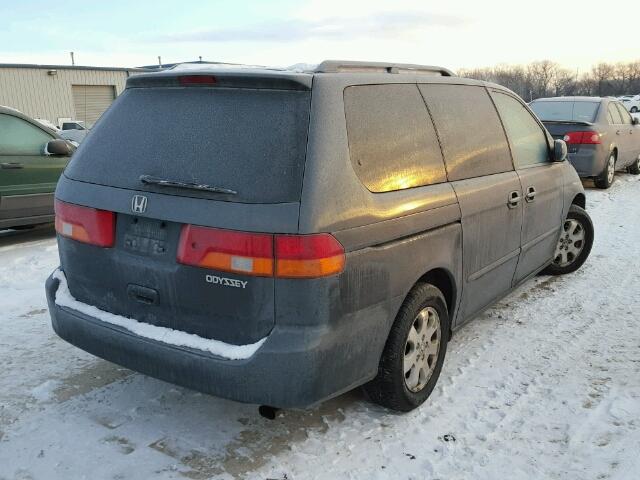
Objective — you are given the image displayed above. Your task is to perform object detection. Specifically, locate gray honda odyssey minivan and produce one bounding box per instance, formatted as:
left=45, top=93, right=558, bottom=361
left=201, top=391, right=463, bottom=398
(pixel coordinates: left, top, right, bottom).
left=46, top=61, right=594, bottom=412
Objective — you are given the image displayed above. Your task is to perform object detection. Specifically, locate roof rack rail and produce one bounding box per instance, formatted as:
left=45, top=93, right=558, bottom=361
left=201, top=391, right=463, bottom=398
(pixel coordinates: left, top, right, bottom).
left=314, top=60, right=455, bottom=76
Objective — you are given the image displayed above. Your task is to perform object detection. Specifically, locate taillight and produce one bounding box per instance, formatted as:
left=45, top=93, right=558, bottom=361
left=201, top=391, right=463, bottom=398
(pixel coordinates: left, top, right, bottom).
left=179, top=75, right=217, bottom=86
left=177, top=226, right=345, bottom=279
left=54, top=200, right=115, bottom=247
left=177, top=225, right=274, bottom=276
left=275, top=234, right=345, bottom=278
left=563, top=131, right=602, bottom=144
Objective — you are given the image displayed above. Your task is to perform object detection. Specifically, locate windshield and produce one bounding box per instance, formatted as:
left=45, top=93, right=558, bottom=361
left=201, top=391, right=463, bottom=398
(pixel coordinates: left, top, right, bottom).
left=530, top=101, right=600, bottom=123
left=65, top=87, right=311, bottom=203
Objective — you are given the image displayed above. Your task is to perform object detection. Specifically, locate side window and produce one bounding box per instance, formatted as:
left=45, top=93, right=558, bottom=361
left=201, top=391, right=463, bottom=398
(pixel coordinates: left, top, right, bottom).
left=492, top=92, right=550, bottom=168
left=0, top=114, right=52, bottom=155
left=608, top=104, right=623, bottom=124
left=418, top=84, right=513, bottom=181
left=615, top=103, right=632, bottom=125
left=344, top=84, right=447, bottom=193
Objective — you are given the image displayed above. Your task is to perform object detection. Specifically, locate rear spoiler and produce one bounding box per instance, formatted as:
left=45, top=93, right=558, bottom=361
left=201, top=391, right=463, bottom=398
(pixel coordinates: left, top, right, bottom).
left=542, top=120, right=594, bottom=126
left=126, top=71, right=312, bottom=91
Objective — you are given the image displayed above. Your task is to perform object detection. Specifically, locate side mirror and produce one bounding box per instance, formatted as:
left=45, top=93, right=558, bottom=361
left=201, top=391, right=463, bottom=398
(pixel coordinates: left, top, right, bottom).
left=633, top=117, right=640, bottom=125
left=45, top=139, right=72, bottom=156
left=553, top=139, right=568, bottom=162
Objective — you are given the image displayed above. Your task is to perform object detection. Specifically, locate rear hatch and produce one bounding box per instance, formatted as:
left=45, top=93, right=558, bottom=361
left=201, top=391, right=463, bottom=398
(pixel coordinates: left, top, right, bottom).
left=542, top=122, right=600, bottom=154
left=530, top=99, right=601, bottom=154
left=57, top=71, right=312, bottom=346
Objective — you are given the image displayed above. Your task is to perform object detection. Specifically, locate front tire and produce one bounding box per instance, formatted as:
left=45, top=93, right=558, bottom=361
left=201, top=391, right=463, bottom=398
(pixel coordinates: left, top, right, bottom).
left=544, top=205, right=594, bottom=276
left=628, top=157, right=640, bottom=175
left=631, top=107, right=638, bottom=113
left=594, top=152, right=616, bottom=189
left=364, top=283, right=449, bottom=412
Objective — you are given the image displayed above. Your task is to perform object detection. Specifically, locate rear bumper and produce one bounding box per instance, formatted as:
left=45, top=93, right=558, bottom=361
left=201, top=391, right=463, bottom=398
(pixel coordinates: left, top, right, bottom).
left=568, top=148, right=604, bottom=177
left=46, top=271, right=391, bottom=408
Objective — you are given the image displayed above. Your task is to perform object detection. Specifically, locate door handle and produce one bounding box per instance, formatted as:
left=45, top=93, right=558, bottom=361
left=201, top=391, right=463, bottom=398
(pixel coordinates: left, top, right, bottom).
left=0, top=162, right=24, bottom=169
left=616, top=130, right=621, bottom=135
left=525, top=186, right=537, bottom=202
left=508, top=190, right=521, bottom=208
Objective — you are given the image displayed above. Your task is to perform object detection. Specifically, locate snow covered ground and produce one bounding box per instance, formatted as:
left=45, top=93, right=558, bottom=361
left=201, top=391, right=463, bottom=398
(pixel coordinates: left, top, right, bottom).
left=1, top=175, right=639, bottom=480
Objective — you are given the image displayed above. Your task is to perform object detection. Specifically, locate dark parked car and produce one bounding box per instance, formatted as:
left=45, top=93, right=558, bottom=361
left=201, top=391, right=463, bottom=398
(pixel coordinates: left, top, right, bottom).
left=46, top=61, right=593, bottom=412
left=530, top=96, right=640, bottom=188
left=0, top=106, right=73, bottom=230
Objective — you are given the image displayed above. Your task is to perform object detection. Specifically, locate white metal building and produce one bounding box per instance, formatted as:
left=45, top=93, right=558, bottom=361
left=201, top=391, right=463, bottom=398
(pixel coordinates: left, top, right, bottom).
left=0, top=64, right=144, bottom=128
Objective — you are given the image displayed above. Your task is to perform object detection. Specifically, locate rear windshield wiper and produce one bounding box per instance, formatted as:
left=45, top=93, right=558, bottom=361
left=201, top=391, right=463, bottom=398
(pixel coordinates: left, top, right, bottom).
left=140, top=175, right=237, bottom=195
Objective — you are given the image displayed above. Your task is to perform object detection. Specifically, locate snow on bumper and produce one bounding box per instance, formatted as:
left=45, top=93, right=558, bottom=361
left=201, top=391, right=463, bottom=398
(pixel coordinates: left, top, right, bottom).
left=51, top=269, right=266, bottom=360
left=45, top=269, right=372, bottom=407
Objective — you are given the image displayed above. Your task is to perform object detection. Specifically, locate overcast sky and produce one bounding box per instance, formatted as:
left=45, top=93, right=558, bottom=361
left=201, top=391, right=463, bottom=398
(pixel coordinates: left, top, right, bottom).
left=1, top=0, right=637, bottom=71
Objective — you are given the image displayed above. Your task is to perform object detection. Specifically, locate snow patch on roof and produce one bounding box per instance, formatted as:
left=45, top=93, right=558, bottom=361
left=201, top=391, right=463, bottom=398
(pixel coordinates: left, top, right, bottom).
left=167, top=62, right=317, bottom=74
left=52, top=269, right=266, bottom=360
left=286, top=63, right=318, bottom=73
left=169, top=62, right=266, bottom=71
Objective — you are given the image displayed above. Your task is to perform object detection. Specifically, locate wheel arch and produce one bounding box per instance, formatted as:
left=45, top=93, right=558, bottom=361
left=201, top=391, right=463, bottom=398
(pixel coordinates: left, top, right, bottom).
left=415, top=267, right=457, bottom=322
left=571, top=193, right=586, bottom=209
left=610, top=146, right=618, bottom=159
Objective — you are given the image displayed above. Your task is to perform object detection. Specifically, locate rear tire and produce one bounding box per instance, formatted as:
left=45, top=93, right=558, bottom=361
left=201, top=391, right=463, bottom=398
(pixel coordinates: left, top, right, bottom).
left=594, top=152, right=616, bottom=189
left=627, top=157, right=640, bottom=175
left=363, top=283, right=449, bottom=412
left=543, top=205, right=594, bottom=276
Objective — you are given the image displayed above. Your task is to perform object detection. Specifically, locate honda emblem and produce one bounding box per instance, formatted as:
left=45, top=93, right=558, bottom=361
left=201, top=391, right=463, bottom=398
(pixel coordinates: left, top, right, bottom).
left=131, top=195, right=148, bottom=214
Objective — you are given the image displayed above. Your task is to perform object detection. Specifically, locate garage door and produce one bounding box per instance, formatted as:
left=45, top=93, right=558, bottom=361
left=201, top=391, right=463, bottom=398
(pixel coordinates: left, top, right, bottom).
left=72, top=85, right=116, bottom=127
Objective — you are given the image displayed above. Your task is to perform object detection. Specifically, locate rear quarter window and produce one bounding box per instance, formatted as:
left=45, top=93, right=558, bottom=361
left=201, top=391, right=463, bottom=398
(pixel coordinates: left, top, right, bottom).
left=608, top=104, right=624, bottom=124
left=344, top=84, right=447, bottom=193
left=418, top=84, right=513, bottom=181
left=615, top=103, right=632, bottom=124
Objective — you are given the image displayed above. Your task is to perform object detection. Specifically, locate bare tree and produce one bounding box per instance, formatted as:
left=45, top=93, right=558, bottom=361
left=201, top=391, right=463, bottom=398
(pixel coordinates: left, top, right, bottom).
left=527, top=60, right=558, bottom=98
left=460, top=59, right=640, bottom=100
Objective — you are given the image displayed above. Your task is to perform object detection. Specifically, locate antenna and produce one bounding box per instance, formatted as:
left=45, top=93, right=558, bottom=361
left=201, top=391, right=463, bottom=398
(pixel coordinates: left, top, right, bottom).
left=199, top=56, right=202, bottom=62
left=70, top=51, right=75, bottom=66
left=158, top=56, right=162, bottom=67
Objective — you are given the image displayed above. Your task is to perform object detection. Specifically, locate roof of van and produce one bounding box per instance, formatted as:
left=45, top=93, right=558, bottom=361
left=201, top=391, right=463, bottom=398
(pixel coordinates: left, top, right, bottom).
left=146, top=60, right=455, bottom=76
left=124, top=60, right=513, bottom=94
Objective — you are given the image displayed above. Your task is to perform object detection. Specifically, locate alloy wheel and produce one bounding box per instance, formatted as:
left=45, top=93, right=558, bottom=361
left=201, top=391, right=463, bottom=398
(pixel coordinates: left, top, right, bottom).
left=607, top=155, right=615, bottom=185
left=404, top=307, right=441, bottom=393
left=553, top=219, right=586, bottom=267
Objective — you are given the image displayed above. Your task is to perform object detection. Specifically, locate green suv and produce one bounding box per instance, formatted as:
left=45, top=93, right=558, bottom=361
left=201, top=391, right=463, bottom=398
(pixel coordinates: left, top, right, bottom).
left=0, top=106, right=73, bottom=229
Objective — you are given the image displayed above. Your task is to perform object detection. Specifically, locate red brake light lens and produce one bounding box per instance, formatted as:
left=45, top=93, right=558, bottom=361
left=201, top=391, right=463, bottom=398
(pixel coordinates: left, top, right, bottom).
left=563, top=131, right=601, bottom=144
left=275, top=234, right=345, bottom=278
left=178, top=75, right=217, bottom=86
left=177, top=225, right=274, bottom=276
left=177, top=226, right=345, bottom=278
left=54, top=200, right=115, bottom=247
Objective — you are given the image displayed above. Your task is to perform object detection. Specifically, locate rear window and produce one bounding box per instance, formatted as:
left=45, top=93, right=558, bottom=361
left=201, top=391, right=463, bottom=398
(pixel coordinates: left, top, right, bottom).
left=530, top=101, right=600, bottom=123
left=64, top=87, right=311, bottom=203
left=344, top=84, right=447, bottom=192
